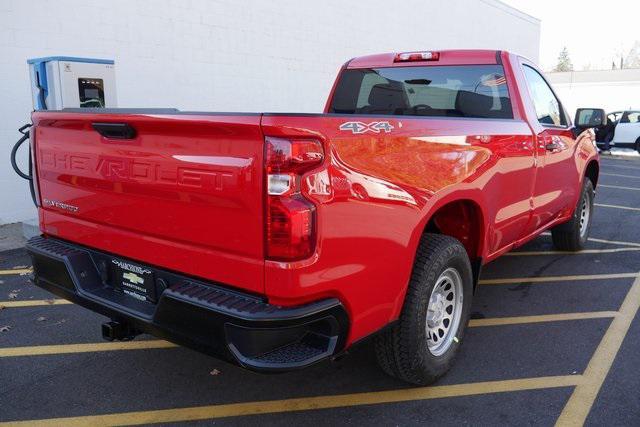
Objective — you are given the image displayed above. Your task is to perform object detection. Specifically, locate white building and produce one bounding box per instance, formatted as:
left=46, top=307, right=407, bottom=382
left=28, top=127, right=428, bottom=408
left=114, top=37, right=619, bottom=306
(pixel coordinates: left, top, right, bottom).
left=0, top=0, right=540, bottom=225
left=547, top=69, right=640, bottom=119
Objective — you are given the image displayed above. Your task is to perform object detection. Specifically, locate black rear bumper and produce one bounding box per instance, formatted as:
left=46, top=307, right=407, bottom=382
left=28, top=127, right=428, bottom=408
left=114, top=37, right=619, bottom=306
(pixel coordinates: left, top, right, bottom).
left=26, top=236, right=348, bottom=371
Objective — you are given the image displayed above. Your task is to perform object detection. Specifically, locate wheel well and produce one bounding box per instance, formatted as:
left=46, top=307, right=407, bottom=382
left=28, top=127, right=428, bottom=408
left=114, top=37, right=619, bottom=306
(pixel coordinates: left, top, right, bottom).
left=424, top=200, right=484, bottom=287
left=585, top=160, right=599, bottom=188
left=425, top=200, right=484, bottom=259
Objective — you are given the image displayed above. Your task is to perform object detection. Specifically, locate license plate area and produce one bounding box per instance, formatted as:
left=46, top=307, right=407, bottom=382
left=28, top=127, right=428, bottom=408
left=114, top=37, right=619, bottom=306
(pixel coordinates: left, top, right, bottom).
left=111, top=258, right=156, bottom=303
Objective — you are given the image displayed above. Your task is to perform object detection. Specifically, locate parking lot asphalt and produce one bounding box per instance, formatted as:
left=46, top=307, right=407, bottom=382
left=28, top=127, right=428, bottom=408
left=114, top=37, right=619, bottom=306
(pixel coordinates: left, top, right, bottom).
left=1, top=155, right=640, bottom=426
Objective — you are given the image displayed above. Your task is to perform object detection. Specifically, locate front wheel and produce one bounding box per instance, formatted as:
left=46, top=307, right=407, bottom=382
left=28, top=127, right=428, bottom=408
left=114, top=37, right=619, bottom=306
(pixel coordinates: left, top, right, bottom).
left=551, top=178, right=595, bottom=251
left=374, top=234, right=472, bottom=385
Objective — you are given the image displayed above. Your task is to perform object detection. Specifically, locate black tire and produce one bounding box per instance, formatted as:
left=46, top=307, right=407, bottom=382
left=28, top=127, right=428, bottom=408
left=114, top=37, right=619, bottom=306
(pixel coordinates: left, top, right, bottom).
left=635, top=137, right=640, bottom=153
left=374, top=234, right=473, bottom=385
left=551, top=178, right=595, bottom=251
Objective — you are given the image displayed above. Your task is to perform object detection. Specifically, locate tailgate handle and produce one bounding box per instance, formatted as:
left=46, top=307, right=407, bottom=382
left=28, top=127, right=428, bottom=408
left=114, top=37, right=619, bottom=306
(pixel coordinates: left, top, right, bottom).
left=92, top=122, right=137, bottom=140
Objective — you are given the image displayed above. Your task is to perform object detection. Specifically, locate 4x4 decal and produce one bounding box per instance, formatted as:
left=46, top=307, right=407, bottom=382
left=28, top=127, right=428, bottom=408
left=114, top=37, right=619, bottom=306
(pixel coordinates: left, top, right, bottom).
left=339, top=121, right=394, bottom=134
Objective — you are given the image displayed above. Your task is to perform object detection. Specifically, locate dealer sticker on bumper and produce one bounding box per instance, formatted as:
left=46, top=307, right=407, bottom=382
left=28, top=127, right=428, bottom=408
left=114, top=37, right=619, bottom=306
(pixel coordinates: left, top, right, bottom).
left=111, top=259, right=155, bottom=303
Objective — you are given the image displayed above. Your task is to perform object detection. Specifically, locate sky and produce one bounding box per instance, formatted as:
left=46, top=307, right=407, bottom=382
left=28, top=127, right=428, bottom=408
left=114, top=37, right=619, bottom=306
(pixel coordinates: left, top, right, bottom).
left=502, top=0, right=640, bottom=71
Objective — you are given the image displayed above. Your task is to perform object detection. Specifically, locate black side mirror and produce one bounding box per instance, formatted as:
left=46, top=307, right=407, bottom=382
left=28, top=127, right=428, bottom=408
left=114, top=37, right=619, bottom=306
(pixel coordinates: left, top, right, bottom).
left=575, top=108, right=605, bottom=128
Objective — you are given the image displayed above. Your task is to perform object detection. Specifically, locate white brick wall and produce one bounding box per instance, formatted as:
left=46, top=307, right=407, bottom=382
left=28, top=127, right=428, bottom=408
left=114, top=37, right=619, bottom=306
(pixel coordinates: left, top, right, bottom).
left=0, top=0, right=539, bottom=224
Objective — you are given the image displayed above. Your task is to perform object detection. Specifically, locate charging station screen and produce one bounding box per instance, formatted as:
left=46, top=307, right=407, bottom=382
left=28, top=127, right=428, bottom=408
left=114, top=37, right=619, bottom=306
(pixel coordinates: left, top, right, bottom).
left=78, top=78, right=105, bottom=108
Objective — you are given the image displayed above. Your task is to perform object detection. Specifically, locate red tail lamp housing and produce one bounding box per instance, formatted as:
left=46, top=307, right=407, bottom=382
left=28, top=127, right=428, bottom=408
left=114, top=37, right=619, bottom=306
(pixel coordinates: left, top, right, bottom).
left=265, top=137, right=324, bottom=261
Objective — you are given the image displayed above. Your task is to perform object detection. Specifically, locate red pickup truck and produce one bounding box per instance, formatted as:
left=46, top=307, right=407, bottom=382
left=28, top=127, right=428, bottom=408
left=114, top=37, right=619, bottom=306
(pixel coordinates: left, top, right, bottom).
left=25, top=50, right=603, bottom=384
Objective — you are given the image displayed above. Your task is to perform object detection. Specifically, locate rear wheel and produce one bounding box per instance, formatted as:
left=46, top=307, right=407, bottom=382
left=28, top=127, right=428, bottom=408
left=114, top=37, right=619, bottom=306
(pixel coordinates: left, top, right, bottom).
left=374, top=234, right=472, bottom=385
left=635, top=137, right=640, bottom=153
left=551, top=178, right=594, bottom=251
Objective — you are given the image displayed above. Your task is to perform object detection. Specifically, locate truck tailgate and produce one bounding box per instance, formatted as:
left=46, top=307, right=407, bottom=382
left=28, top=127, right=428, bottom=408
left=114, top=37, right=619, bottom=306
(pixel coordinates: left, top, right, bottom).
left=32, top=111, right=265, bottom=294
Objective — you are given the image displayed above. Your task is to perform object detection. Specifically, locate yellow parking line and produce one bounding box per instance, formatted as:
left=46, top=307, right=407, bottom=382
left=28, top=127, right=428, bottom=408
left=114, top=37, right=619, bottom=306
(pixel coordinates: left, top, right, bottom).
left=595, top=203, right=640, bottom=212
left=506, top=247, right=640, bottom=256
left=599, top=184, right=640, bottom=191
left=0, top=299, right=72, bottom=308
left=0, top=268, right=32, bottom=276
left=557, top=273, right=640, bottom=426
left=479, top=272, right=637, bottom=285
left=587, top=237, right=640, bottom=248
left=0, top=375, right=581, bottom=426
left=469, top=311, right=617, bottom=327
left=0, top=340, right=176, bottom=358
left=601, top=172, right=640, bottom=179
left=7, top=272, right=639, bottom=308
left=1, top=306, right=609, bottom=327
left=0, top=310, right=608, bottom=358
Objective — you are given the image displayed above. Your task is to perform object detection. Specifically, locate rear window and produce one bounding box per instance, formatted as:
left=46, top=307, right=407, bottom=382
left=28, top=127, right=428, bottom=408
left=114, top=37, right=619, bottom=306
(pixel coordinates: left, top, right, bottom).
left=329, top=65, right=512, bottom=119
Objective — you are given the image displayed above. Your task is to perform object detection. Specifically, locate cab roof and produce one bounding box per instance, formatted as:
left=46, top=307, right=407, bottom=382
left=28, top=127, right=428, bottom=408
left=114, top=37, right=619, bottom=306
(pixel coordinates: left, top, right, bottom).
left=346, top=49, right=504, bottom=69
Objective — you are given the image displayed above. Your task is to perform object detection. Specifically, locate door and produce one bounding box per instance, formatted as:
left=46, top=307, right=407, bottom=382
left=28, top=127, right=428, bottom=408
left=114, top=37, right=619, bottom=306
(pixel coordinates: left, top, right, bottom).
left=612, top=111, right=640, bottom=147
left=520, top=63, right=580, bottom=231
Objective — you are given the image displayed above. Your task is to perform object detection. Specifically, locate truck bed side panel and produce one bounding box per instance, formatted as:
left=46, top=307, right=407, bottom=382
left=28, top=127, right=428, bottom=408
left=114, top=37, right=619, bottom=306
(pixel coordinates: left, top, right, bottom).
left=262, top=114, right=534, bottom=343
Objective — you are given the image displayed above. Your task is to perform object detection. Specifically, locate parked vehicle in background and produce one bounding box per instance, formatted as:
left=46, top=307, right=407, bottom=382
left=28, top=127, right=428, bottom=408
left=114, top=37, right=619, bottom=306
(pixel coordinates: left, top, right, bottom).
left=595, top=111, right=622, bottom=146
left=25, top=50, right=602, bottom=385
left=596, top=110, right=640, bottom=151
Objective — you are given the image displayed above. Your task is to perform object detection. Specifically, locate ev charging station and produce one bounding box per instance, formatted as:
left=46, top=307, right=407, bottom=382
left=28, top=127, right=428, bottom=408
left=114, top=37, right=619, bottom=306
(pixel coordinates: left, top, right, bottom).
left=27, top=56, right=117, bottom=110
left=13, top=56, right=118, bottom=238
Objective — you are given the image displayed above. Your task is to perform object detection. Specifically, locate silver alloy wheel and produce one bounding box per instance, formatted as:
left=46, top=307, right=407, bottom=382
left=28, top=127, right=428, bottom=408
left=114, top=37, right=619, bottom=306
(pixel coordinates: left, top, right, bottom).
left=426, top=267, right=464, bottom=356
left=579, top=191, right=591, bottom=238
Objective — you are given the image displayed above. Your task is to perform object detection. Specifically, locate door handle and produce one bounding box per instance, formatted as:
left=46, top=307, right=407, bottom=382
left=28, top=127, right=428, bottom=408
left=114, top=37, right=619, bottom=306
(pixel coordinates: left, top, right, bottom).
left=92, top=123, right=137, bottom=140
left=545, top=142, right=560, bottom=151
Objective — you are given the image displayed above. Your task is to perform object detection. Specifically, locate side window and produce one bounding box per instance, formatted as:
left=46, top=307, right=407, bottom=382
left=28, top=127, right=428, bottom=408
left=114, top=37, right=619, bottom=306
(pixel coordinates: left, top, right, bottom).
left=621, top=112, right=640, bottom=123
left=607, top=113, right=621, bottom=124
left=621, top=112, right=630, bottom=123
left=523, top=65, right=567, bottom=127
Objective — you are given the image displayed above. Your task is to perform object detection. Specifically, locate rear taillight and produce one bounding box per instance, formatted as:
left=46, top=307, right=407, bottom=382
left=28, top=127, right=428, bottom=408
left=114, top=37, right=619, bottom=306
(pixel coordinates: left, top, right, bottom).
left=265, top=137, right=323, bottom=261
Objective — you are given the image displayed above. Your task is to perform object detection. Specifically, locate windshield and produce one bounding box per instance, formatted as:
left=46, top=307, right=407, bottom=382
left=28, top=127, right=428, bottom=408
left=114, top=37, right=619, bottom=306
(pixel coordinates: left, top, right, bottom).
left=329, top=65, right=512, bottom=119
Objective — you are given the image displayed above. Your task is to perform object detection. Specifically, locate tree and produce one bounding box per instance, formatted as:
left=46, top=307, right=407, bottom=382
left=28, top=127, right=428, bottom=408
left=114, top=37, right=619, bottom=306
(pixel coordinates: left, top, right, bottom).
left=624, top=41, right=640, bottom=69
left=553, top=47, right=574, bottom=72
